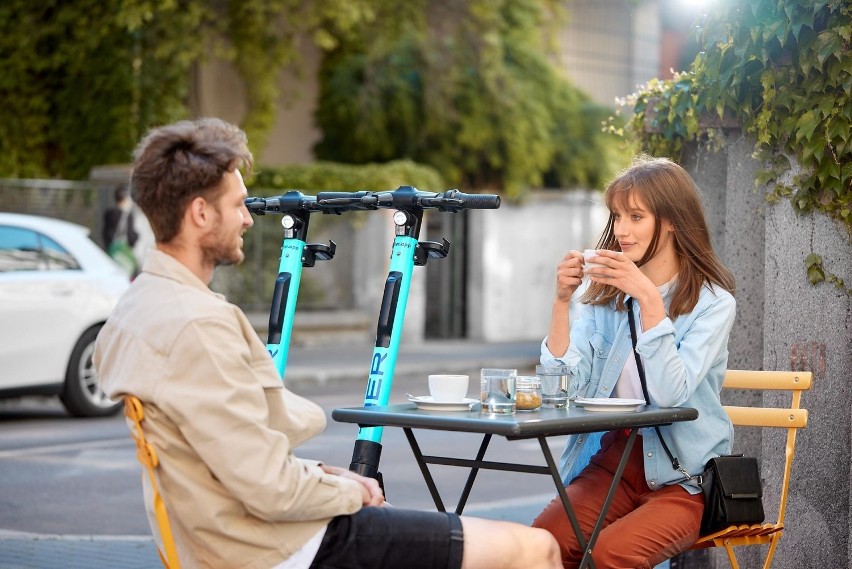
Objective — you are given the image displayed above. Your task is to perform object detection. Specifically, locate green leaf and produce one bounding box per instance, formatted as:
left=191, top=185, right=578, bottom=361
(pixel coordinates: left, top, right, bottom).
left=814, top=29, right=842, bottom=66
left=795, top=110, right=820, bottom=142
left=807, top=264, right=825, bottom=285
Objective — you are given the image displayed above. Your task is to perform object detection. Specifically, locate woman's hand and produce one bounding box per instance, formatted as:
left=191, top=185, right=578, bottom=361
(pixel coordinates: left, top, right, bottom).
left=585, top=250, right=666, bottom=328
left=585, top=250, right=652, bottom=299
left=547, top=251, right=584, bottom=356
left=554, top=250, right=585, bottom=303
left=321, top=464, right=385, bottom=507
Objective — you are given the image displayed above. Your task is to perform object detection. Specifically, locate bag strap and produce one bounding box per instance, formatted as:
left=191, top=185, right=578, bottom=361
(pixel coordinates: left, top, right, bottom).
left=626, top=297, right=692, bottom=480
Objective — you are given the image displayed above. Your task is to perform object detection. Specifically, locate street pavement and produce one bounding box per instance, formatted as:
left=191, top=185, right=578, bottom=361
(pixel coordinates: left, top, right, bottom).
left=0, top=336, right=543, bottom=569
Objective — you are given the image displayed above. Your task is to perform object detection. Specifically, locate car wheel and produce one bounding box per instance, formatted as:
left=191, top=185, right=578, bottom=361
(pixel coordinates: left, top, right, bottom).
left=60, top=325, right=122, bottom=417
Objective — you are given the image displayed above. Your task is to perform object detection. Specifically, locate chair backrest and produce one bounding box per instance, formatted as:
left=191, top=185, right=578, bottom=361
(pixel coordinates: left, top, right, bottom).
left=721, top=370, right=812, bottom=527
left=124, top=395, right=182, bottom=569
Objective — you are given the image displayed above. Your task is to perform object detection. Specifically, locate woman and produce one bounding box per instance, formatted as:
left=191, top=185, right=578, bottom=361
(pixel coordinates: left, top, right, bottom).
left=532, top=156, right=736, bottom=567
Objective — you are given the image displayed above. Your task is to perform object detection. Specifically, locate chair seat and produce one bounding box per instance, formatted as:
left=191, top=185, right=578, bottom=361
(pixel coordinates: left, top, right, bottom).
left=692, top=522, right=783, bottom=548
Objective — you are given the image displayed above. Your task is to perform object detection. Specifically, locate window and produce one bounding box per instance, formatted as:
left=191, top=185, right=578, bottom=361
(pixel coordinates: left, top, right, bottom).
left=0, top=225, right=80, bottom=272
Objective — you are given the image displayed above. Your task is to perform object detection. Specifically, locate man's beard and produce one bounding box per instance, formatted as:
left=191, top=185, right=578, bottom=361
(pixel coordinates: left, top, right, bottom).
left=201, top=232, right=244, bottom=268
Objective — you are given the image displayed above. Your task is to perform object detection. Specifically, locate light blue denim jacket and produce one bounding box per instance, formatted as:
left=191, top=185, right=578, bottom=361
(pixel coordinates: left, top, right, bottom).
left=541, top=283, right=736, bottom=494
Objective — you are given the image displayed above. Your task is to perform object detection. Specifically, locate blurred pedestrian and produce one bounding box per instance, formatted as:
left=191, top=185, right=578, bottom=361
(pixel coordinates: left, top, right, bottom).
left=102, top=184, right=139, bottom=276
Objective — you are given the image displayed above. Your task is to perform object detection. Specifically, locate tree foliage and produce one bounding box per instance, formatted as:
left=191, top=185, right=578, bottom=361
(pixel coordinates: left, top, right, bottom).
left=0, top=0, right=378, bottom=179
left=2, top=0, right=622, bottom=197
left=0, top=0, right=206, bottom=178
left=313, top=0, right=621, bottom=198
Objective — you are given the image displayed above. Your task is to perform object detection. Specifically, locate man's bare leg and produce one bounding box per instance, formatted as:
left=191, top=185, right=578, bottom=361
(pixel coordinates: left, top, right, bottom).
left=460, top=517, right=561, bottom=569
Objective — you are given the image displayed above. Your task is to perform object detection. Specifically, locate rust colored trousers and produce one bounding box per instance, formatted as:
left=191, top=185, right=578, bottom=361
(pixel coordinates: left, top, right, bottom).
left=532, top=430, right=704, bottom=569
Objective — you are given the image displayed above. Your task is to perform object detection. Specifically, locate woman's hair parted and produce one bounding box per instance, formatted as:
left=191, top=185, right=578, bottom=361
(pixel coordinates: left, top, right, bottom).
left=130, top=118, right=253, bottom=243
left=581, top=155, right=735, bottom=318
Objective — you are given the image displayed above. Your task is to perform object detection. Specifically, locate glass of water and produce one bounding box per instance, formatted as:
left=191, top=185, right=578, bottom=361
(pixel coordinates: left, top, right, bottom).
left=536, top=364, right=569, bottom=408
left=480, top=368, right=517, bottom=414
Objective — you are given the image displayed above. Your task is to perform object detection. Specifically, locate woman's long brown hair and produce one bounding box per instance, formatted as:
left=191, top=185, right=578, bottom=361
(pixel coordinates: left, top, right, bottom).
left=580, top=156, right=735, bottom=318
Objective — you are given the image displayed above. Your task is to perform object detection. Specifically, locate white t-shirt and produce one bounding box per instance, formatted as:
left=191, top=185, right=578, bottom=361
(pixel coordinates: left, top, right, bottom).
left=613, top=278, right=676, bottom=400
left=270, top=527, right=327, bottom=569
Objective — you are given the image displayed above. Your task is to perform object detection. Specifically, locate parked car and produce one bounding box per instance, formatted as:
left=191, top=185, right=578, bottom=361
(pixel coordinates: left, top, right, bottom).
left=0, top=213, right=130, bottom=416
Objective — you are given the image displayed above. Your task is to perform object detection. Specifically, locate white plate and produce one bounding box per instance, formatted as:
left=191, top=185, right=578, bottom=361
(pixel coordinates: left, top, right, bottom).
left=574, top=397, right=645, bottom=413
left=407, top=395, right=479, bottom=411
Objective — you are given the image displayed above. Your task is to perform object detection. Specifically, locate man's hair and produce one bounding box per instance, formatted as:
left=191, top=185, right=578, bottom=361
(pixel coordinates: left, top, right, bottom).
left=130, top=118, right=253, bottom=243
left=581, top=155, right=735, bottom=318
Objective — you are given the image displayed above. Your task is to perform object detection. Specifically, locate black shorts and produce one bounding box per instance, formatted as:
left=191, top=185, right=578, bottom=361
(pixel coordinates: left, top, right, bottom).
left=309, top=507, right=464, bottom=569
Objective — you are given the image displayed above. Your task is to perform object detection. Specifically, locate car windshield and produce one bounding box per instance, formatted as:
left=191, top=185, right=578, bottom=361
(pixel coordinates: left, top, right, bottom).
left=0, top=225, right=81, bottom=271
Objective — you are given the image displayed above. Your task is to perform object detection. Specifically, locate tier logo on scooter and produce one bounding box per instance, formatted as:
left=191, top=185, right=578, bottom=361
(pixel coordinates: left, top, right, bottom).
left=365, top=352, right=387, bottom=406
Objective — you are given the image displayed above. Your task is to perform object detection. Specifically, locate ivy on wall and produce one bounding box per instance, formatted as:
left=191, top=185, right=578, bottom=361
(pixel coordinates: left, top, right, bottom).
left=619, top=0, right=850, bottom=291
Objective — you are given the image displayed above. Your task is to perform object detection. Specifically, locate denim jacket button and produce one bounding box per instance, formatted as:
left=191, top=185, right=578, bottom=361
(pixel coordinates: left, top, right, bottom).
left=647, top=452, right=653, bottom=457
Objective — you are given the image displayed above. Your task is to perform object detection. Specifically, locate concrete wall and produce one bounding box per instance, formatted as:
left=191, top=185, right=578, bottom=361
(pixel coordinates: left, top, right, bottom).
left=676, top=134, right=852, bottom=568
left=467, top=190, right=609, bottom=342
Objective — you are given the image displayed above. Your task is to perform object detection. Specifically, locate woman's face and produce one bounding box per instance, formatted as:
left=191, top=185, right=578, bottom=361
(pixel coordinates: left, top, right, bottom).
left=610, top=191, right=673, bottom=264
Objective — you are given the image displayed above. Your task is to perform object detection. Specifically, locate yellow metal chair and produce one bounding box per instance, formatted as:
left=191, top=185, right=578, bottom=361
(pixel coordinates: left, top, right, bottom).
left=124, top=395, right=182, bottom=569
left=689, top=370, right=812, bottom=569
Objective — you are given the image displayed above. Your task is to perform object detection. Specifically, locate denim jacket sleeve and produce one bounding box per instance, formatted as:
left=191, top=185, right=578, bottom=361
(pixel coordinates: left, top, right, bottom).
left=637, top=286, right=736, bottom=408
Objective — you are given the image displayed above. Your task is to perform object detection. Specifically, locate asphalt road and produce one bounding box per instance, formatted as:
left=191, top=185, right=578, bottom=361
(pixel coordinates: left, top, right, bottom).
left=0, top=372, right=566, bottom=539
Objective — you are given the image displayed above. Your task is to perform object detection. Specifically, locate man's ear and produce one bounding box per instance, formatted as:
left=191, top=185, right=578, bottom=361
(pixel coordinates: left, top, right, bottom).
left=186, top=196, right=209, bottom=228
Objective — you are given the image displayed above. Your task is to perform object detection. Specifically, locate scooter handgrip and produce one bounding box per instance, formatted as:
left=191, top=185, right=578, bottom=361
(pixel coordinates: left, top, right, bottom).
left=455, top=192, right=501, bottom=209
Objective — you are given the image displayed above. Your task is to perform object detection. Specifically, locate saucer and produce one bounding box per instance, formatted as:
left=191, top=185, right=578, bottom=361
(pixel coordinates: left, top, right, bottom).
left=407, top=395, right=479, bottom=411
left=574, top=397, right=645, bottom=413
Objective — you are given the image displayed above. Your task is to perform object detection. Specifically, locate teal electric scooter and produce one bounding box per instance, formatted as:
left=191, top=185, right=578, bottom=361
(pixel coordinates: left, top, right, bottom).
left=245, top=191, right=341, bottom=380
left=317, top=186, right=500, bottom=482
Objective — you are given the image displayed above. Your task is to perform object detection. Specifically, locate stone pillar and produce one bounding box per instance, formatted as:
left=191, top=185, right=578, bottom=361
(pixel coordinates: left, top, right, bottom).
left=676, top=134, right=852, bottom=568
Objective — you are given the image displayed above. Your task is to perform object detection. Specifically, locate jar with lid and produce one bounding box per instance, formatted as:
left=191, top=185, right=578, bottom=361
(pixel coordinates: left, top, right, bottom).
left=515, top=376, right=542, bottom=411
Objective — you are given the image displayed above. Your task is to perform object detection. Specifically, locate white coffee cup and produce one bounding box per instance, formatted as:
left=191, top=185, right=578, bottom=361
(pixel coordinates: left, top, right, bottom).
left=583, top=249, right=622, bottom=272
left=428, top=374, right=469, bottom=402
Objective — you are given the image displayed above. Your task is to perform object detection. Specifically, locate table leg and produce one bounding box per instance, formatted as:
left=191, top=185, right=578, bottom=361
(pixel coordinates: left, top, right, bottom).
left=538, top=428, right=640, bottom=569
left=538, top=436, right=594, bottom=569
left=453, top=434, right=492, bottom=515
left=403, top=428, right=446, bottom=512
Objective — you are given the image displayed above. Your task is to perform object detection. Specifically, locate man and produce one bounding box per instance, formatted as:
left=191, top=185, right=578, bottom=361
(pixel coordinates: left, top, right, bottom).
left=102, top=184, right=140, bottom=275
left=95, top=118, right=560, bottom=569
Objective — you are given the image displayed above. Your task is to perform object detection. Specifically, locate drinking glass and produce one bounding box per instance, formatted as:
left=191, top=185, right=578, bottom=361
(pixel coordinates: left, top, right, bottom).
left=536, top=364, right=569, bottom=408
left=480, top=368, right=517, bottom=414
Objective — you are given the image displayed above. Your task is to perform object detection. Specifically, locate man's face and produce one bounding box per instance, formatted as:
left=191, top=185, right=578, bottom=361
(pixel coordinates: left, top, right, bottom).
left=200, top=170, right=253, bottom=267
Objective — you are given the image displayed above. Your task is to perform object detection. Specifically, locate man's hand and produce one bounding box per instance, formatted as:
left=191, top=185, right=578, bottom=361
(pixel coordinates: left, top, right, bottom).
left=321, top=465, right=385, bottom=507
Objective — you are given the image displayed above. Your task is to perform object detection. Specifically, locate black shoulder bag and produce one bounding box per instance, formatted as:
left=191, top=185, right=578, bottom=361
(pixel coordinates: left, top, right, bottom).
left=625, top=297, right=764, bottom=534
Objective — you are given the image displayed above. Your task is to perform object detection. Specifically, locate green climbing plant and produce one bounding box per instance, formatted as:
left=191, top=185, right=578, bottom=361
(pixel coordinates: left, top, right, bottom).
left=313, top=0, right=622, bottom=199
left=620, top=0, right=851, bottom=290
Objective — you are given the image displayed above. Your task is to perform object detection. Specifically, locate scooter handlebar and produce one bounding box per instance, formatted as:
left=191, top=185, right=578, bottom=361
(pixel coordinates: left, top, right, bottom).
left=317, top=187, right=500, bottom=213
left=245, top=191, right=330, bottom=215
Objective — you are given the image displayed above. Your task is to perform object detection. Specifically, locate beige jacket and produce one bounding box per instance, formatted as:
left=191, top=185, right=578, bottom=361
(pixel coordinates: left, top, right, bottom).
left=94, top=250, right=363, bottom=569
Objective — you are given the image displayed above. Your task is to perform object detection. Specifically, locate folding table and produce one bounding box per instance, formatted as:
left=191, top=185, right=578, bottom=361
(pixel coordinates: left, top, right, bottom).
left=333, top=403, right=698, bottom=569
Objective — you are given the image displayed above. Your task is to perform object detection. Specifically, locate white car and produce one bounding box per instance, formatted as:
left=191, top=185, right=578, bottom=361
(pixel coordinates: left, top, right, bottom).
left=0, top=213, right=130, bottom=416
